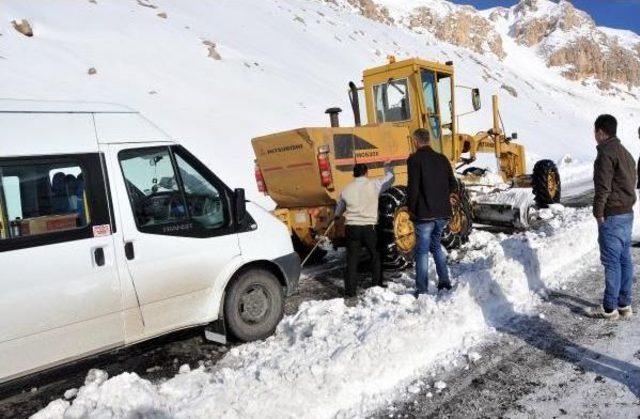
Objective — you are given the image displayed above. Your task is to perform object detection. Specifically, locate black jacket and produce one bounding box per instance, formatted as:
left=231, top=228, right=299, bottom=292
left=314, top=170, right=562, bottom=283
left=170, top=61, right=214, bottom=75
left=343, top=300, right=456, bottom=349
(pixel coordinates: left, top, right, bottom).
left=407, top=146, right=457, bottom=221
left=593, top=137, right=636, bottom=218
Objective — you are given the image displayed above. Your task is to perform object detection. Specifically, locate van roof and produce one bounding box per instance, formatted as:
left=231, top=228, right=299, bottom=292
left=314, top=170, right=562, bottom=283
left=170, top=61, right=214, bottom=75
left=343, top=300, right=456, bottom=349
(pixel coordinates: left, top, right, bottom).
left=0, top=99, right=136, bottom=114
left=0, top=99, right=173, bottom=157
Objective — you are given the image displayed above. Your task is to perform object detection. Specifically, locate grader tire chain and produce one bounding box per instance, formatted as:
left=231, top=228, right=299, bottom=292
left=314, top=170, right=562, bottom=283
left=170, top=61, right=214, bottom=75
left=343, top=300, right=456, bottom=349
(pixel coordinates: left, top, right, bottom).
left=378, top=186, right=413, bottom=270
left=532, top=159, right=561, bottom=208
left=441, top=182, right=473, bottom=250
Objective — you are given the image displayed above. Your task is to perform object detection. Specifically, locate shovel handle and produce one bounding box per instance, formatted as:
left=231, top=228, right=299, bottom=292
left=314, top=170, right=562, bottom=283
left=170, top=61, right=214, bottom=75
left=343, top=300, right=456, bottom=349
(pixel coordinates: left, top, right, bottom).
left=300, top=220, right=336, bottom=267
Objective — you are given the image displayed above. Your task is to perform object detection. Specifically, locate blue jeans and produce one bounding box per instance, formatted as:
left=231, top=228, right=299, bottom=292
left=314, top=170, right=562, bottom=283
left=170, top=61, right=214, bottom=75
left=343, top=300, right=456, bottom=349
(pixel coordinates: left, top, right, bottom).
left=414, top=219, right=450, bottom=294
left=598, top=213, right=634, bottom=311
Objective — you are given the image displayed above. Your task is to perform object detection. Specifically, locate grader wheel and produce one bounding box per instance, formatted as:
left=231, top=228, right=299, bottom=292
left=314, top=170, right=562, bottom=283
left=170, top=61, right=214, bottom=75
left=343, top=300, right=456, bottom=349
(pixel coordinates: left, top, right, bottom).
left=378, top=186, right=414, bottom=270
left=441, top=182, right=473, bottom=250
left=532, top=159, right=561, bottom=208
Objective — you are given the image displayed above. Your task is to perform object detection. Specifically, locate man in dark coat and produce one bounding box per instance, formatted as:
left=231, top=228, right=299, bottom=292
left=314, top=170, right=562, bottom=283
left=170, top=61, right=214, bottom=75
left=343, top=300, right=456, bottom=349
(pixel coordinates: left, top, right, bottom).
left=407, top=128, right=457, bottom=296
left=591, top=114, right=637, bottom=319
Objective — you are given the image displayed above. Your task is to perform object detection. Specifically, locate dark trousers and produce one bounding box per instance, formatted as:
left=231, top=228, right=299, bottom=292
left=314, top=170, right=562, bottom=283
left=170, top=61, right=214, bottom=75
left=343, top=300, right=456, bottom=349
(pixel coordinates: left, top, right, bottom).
left=345, top=224, right=382, bottom=297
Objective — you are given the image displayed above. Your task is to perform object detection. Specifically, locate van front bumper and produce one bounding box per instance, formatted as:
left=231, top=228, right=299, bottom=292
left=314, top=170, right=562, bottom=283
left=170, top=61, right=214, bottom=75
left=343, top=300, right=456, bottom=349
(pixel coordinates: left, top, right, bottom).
left=273, top=251, right=301, bottom=296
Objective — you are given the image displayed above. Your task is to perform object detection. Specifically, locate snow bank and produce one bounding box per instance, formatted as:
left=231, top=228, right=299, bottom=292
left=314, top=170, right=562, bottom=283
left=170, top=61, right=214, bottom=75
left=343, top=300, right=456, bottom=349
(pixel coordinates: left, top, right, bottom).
left=33, top=206, right=597, bottom=419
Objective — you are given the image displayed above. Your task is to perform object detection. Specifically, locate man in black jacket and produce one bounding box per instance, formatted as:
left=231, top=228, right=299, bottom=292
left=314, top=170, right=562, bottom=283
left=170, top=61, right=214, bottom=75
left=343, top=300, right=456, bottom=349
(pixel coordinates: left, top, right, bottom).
left=590, top=115, right=636, bottom=319
left=407, top=128, right=457, bottom=295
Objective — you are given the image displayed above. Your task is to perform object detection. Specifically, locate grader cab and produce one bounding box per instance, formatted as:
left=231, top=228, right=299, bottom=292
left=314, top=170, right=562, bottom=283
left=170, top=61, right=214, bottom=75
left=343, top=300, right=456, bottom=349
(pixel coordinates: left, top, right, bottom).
left=252, top=57, right=560, bottom=268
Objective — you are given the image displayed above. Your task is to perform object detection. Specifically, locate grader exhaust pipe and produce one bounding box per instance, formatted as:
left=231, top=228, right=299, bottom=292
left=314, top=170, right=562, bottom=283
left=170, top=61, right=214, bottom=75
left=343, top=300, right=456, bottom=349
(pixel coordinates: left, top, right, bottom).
left=325, top=107, right=342, bottom=127
left=349, top=81, right=362, bottom=127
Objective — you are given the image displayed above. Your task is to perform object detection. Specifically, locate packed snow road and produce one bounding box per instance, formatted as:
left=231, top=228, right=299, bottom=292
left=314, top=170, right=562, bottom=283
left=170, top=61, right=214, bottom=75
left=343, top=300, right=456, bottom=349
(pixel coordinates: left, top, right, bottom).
left=376, top=249, right=640, bottom=418
left=19, top=204, right=603, bottom=419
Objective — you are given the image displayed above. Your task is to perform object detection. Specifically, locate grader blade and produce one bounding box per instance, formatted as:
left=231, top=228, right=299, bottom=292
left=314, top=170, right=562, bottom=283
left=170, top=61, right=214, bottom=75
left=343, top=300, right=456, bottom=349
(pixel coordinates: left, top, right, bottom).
left=469, top=188, right=535, bottom=230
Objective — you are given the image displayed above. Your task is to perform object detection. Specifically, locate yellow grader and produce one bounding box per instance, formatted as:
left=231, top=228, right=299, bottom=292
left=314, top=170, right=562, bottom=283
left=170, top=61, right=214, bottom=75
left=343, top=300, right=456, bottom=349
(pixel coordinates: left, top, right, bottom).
left=251, top=57, right=561, bottom=268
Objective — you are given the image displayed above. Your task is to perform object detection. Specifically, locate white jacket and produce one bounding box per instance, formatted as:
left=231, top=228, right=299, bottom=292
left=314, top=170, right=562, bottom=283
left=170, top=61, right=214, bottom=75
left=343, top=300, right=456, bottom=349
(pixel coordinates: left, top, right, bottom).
left=335, top=165, right=395, bottom=226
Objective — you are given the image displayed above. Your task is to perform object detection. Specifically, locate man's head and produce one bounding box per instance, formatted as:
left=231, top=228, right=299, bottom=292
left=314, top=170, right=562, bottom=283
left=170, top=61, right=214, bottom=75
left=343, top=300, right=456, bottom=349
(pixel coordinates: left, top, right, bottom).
left=353, top=163, right=368, bottom=178
left=594, top=114, right=617, bottom=144
left=412, top=128, right=430, bottom=147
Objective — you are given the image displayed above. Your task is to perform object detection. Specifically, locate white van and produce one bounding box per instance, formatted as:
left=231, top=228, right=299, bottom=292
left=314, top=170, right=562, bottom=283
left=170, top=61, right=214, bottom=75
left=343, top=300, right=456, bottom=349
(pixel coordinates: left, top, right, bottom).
left=0, top=99, right=300, bottom=384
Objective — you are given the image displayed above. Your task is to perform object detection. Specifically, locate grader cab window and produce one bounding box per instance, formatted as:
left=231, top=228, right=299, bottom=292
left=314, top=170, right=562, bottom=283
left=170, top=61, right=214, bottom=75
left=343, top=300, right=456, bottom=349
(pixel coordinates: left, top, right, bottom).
left=421, top=70, right=440, bottom=141
left=373, top=78, right=411, bottom=123
left=437, top=73, right=453, bottom=136
left=421, top=70, right=454, bottom=143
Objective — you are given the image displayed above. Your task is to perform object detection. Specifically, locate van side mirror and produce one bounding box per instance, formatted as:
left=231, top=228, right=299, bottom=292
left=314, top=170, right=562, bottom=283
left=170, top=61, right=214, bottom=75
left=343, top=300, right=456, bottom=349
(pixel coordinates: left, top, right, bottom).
left=234, top=188, right=247, bottom=226
left=472, top=88, right=481, bottom=111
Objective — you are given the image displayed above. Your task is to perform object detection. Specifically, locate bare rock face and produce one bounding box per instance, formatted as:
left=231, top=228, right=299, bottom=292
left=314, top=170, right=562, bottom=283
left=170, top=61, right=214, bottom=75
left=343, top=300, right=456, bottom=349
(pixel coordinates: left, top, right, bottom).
left=405, top=6, right=505, bottom=58
left=324, top=0, right=393, bottom=24
left=202, top=40, right=222, bottom=60
left=511, top=0, right=594, bottom=47
left=321, top=0, right=639, bottom=90
left=501, top=84, right=518, bottom=97
left=549, top=38, right=640, bottom=88
left=510, top=0, right=640, bottom=88
left=345, top=0, right=393, bottom=24
left=11, top=19, right=33, bottom=37
left=136, top=0, right=157, bottom=9
left=488, top=7, right=509, bottom=22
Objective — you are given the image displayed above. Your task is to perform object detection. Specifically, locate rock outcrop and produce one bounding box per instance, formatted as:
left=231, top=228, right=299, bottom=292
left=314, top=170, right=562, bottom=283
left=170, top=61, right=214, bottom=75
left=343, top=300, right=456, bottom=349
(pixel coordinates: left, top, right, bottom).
left=406, top=6, right=505, bottom=58
left=319, top=0, right=640, bottom=90
left=11, top=19, right=33, bottom=37
left=508, top=0, right=640, bottom=88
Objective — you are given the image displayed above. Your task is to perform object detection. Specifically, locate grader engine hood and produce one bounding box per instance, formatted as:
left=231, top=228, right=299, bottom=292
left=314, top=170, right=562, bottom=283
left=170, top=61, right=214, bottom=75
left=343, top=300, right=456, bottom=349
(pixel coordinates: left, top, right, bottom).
left=252, top=125, right=412, bottom=208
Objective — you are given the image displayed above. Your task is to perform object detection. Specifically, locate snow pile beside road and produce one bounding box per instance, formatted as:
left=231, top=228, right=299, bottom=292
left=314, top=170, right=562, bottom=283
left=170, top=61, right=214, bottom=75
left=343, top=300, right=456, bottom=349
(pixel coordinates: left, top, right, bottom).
left=33, top=206, right=597, bottom=419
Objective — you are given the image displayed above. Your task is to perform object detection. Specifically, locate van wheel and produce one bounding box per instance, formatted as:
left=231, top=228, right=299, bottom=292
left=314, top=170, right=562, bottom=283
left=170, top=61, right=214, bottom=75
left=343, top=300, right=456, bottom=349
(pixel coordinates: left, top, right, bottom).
left=224, top=269, right=284, bottom=342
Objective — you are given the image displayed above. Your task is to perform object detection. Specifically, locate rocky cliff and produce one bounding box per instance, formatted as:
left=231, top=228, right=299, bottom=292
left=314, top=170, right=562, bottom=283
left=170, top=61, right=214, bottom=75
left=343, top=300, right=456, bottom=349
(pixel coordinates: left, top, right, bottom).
left=319, top=0, right=640, bottom=91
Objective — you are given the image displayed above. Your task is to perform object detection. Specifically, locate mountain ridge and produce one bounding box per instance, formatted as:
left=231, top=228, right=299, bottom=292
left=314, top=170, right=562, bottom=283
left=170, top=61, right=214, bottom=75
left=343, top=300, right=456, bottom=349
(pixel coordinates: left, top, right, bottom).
left=321, top=0, right=640, bottom=91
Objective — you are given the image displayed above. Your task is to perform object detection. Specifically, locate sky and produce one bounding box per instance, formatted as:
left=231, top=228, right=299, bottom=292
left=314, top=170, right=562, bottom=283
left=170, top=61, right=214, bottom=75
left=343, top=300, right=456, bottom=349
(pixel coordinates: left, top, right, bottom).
left=449, top=0, right=640, bottom=34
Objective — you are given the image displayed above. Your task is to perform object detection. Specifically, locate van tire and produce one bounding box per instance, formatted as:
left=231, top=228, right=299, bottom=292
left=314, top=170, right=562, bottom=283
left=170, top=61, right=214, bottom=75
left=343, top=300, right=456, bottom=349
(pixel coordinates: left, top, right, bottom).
left=224, top=269, right=284, bottom=342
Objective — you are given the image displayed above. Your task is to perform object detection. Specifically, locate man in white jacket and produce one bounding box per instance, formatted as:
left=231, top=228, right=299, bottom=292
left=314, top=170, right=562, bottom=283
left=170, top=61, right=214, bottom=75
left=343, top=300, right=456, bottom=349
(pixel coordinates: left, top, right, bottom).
left=335, top=162, right=395, bottom=297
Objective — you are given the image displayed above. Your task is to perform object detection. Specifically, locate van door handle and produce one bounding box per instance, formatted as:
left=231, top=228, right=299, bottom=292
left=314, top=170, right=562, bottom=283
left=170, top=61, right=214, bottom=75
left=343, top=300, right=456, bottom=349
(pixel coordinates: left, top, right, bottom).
left=125, top=242, right=135, bottom=260
left=94, top=247, right=105, bottom=267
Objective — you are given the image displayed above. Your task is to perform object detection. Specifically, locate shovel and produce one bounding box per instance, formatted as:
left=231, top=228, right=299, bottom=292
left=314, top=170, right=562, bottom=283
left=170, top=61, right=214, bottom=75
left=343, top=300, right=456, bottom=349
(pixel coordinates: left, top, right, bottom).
left=301, top=220, right=336, bottom=267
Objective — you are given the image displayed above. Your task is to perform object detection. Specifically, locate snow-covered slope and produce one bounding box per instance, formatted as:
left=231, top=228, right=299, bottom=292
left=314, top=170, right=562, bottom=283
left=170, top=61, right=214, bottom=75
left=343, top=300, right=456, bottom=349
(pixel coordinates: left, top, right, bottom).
left=1, top=0, right=639, bottom=203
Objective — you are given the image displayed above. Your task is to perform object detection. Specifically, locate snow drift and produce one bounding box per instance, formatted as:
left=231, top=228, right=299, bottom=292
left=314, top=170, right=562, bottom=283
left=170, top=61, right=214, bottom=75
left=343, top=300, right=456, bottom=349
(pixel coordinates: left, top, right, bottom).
left=33, top=205, right=597, bottom=418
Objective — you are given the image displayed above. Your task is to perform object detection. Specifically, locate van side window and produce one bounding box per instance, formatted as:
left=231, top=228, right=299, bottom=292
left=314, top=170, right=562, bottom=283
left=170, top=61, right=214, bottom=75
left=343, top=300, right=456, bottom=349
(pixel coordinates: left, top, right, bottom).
left=174, top=152, right=226, bottom=230
left=119, top=147, right=188, bottom=228
left=0, top=161, right=90, bottom=239
left=118, top=146, right=232, bottom=237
